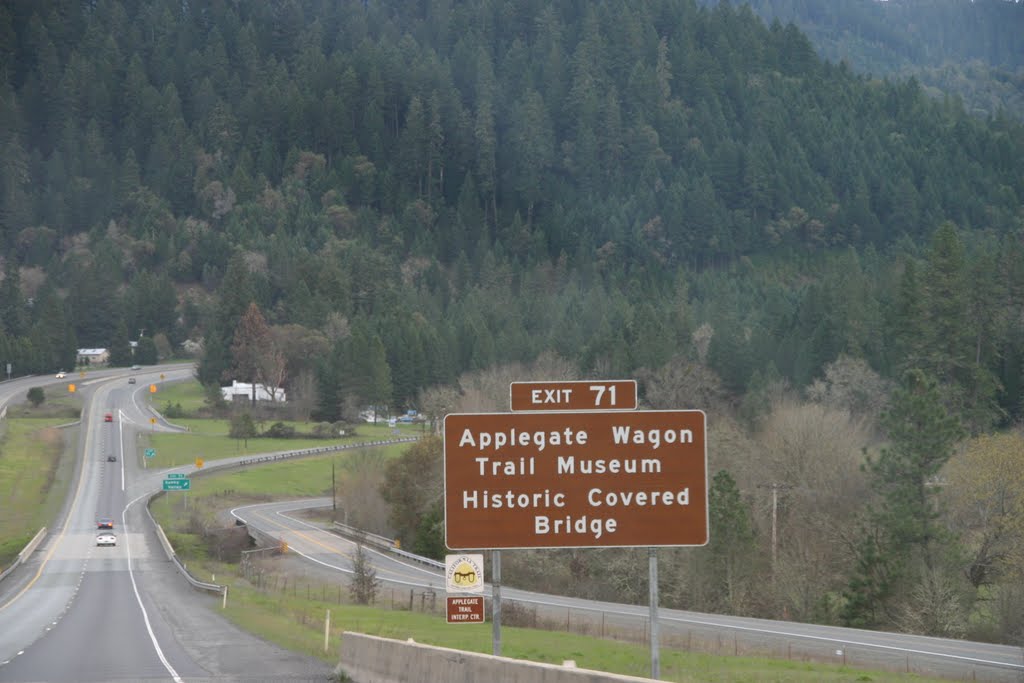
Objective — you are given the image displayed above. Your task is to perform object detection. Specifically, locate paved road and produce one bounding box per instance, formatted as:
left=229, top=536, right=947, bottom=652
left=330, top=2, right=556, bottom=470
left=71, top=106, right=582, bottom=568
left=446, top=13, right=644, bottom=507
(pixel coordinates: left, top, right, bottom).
left=237, top=498, right=1024, bottom=683
left=0, top=368, right=334, bottom=682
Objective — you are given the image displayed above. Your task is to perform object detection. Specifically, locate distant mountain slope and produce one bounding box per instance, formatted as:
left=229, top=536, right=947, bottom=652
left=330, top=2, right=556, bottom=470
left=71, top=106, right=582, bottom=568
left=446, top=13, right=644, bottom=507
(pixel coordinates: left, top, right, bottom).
left=712, top=0, right=1024, bottom=118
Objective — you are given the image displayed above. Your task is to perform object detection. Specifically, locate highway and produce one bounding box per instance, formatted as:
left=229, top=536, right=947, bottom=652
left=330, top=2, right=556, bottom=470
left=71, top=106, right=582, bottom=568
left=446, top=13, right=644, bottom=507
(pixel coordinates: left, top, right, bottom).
left=235, top=497, right=1024, bottom=683
left=0, top=368, right=333, bottom=682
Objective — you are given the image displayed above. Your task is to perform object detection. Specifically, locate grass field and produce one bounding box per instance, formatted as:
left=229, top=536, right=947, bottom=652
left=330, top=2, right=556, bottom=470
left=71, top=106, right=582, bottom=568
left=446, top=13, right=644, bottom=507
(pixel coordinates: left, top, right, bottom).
left=0, top=411, right=79, bottom=566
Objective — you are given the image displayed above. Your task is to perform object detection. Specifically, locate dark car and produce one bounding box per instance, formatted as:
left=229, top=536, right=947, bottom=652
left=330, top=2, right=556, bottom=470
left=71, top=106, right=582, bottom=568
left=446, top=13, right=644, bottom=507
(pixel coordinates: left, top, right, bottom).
left=97, top=518, right=114, bottom=529
left=107, top=455, right=116, bottom=462
left=128, top=377, right=136, bottom=384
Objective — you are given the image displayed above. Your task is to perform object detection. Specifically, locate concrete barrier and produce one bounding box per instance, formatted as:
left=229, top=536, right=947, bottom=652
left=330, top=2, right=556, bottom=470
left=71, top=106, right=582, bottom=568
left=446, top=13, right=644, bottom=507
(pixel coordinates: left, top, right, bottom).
left=336, top=631, right=658, bottom=683
left=0, top=527, right=47, bottom=585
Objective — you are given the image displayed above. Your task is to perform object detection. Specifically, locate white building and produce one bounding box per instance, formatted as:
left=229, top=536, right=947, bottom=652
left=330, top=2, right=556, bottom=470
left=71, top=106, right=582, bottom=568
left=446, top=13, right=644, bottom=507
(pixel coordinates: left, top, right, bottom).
left=221, top=380, right=286, bottom=403
left=77, top=348, right=109, bottom=365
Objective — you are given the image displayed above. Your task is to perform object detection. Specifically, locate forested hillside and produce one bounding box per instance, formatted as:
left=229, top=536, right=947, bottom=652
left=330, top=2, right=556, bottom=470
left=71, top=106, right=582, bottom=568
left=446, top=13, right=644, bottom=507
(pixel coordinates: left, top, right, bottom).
left=2, top=0, right=1024, bottom=642
left=726, top=0, right=1024, bottom=118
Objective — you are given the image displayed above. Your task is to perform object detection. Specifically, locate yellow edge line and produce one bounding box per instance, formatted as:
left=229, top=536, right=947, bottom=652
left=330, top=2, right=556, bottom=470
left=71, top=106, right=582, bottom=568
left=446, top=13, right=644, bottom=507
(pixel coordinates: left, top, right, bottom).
left=0, top=407, right=95, bottom=612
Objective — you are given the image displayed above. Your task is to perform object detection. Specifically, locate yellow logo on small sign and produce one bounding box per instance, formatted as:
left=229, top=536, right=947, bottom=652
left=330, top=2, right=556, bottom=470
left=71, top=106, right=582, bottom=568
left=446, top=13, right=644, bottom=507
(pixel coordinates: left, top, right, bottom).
left=445, top=554, right=485, bottom=593
left=195, top=457, right=204, bottom=468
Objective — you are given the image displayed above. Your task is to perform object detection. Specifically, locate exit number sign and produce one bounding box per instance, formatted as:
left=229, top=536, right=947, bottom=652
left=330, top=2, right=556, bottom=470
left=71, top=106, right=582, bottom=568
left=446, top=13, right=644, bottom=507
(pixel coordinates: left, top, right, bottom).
left=509, top=380, right=637, bottom=412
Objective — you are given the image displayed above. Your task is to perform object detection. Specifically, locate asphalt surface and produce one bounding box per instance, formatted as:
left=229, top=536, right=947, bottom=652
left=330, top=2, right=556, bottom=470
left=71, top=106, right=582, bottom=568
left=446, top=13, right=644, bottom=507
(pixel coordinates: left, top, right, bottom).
left=0, top=368, right=335, bottom=682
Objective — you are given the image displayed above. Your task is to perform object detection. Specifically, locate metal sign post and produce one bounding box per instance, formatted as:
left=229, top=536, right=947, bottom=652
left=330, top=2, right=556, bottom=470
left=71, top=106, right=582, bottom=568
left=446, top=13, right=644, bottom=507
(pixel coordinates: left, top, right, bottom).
left=492, top=550, right=501, bottom=656
left=649, top=547, right=660, bottom=679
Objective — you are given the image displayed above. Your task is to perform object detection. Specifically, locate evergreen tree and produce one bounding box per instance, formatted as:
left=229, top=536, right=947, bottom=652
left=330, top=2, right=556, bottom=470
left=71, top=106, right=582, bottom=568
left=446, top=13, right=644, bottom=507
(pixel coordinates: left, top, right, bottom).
left=136, top=335, right=159, bottom=364
left=107, top=319, right=133, bottom=367
left=842, top=369, right=965, bottom=627
left=230, top=302, right=270, bottom=403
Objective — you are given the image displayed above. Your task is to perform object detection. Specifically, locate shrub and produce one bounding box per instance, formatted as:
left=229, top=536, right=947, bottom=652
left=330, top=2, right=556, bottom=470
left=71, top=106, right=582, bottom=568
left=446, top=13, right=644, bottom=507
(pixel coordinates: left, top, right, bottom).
left=262, top=422, right=295, bottom=438
left=26, top=387, right=44, bottom=407
left=163, top=401, right=186, bottom=419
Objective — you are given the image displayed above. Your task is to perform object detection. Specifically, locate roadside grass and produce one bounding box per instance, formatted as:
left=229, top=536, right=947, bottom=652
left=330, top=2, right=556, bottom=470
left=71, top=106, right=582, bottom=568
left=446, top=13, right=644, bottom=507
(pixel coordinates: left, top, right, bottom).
left=202, top=572, right=945, bottom=683
left=150, top=452, right=949, bottom=683
left=139, top=417, right=422, bottom=467
left=0, top=415, right=79, bottom=550
left=149, top=379, right=207, bottom=414
left=5, top=392, right=82, bottom=419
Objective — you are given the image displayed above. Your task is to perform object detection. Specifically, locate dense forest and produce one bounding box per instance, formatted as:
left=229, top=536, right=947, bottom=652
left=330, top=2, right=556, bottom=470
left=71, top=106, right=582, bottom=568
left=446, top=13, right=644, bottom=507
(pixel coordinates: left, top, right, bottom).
left=727, top=0, right=1024, bottom=118
left=1, top=0, right=1023, bottom=643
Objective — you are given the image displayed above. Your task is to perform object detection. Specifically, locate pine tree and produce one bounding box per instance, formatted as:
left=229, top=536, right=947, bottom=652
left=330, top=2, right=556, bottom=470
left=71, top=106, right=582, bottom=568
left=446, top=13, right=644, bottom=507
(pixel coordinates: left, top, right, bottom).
left=108, top=319, right=133, bottom=367
left=843, top=369, right=965, bottom=627
left=230, top=302, right=271, bottom=404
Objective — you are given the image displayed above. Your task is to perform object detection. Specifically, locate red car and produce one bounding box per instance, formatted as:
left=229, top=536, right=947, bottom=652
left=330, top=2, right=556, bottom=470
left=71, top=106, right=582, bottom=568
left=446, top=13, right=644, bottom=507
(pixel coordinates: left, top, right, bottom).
left=97, top=518, right=114, bottom=529
left=104, top=413, right=113, bottom=422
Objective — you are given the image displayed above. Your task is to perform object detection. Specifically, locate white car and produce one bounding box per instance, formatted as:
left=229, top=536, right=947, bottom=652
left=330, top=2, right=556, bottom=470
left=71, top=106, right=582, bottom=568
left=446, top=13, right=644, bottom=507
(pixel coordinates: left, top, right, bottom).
left=96, top=533, right=117, bottom=547
left=55, top=371, right=66, bottom=378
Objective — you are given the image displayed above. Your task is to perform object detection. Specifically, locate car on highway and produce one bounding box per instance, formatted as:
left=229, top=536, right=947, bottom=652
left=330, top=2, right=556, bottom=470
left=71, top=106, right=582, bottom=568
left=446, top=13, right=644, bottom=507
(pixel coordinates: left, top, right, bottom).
left=131, top=364, right=140, bottom=370
left=128, top=377, right=136, bottom=384
left=104, top=413, right=113, bottom=422
left=97, top=518, right=114, bottom=529
left=55, top=371, right=66, bottom=378
left=106, top=455, right=116, bottom=462
left=96, top=533, right=116, bottom=547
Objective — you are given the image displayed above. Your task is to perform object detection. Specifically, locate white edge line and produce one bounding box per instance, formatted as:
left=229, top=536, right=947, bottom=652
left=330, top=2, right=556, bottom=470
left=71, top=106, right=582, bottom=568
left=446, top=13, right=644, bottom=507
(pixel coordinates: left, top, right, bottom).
left=117, top=410, right=125, bottom=491
left=123, top=491, right=183, bottom=683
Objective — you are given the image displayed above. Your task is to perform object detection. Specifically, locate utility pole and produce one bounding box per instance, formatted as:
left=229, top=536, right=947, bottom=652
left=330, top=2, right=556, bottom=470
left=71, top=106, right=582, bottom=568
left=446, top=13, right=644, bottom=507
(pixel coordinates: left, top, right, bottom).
left=332, top=459, right=336, bottom=513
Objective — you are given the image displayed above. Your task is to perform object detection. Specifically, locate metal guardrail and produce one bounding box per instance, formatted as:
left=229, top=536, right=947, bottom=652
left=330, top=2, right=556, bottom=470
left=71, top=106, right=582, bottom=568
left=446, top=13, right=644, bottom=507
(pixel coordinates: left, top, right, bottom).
left=194, top=437, right=421, bottom=477
left=144, top=490, right=224, bottom=595
left=331, top=520, right=445, bottom=570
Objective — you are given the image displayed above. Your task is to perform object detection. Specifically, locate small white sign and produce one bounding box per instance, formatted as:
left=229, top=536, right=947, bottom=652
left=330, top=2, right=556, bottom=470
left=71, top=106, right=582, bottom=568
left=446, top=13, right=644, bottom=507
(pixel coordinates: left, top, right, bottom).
left=445, top=553, right=484, bottom=593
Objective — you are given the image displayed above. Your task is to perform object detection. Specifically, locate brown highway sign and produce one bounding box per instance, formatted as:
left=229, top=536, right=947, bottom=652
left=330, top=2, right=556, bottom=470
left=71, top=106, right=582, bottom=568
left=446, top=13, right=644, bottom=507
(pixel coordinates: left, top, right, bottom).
left=510, top=380, right=638, bottom=411
left=444, top=410, right=707, bottom=549
left=446, top=595, right=485, bottom=623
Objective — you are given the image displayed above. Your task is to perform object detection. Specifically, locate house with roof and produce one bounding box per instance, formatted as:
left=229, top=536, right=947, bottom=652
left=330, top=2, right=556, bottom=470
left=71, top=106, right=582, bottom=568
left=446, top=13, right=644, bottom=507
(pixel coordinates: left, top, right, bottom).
left=77, top=348, right=109, bottom=365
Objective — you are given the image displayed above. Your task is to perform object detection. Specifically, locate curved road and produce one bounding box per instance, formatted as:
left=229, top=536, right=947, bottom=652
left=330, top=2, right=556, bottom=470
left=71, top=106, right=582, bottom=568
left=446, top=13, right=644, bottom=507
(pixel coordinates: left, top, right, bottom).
left=0, top=368, right=333, bottom=682
left=236, top=498, right=1024, bottom=683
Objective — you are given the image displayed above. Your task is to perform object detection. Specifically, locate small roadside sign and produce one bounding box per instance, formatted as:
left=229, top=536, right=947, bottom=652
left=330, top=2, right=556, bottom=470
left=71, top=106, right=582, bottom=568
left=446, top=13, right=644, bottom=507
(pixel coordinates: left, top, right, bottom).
left=149, top=417, right=157, bottom=424
left=149, top=384, right=157, bottom=393
left=166, top=472, right=186, bottom=478
left=195, top=457, right=204, bottom=468
left=163, top=478, right=191, bottom=491
left=144, top=448, right=156, bottom=458
left=446, top=554, right=484, bottom=593
left=446, top=596, right=485, bottom=624
left=68, top=384, right=76, bottom=393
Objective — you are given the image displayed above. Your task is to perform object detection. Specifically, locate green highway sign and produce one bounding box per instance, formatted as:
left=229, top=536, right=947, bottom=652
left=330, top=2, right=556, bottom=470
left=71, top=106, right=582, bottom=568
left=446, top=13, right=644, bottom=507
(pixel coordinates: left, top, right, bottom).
left=166, top=472, right=185, bottom=478
left=163, top=478, right=191, bottom=491
left=144, top=448, right=156, bottom=458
